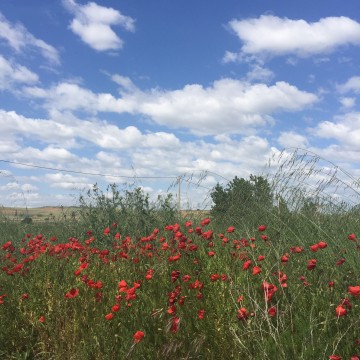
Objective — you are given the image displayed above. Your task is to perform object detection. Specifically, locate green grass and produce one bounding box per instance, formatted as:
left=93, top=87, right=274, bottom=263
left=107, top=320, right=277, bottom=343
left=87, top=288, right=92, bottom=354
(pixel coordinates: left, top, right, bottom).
left=0, top=213, right=359, bottom=360
left=1, top=150, right=360, bottom=359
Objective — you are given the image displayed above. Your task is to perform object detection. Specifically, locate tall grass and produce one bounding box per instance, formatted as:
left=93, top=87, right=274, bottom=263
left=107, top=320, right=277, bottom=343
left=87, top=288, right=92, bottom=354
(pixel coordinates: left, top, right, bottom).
left=0, top=149, right=359, bottom=359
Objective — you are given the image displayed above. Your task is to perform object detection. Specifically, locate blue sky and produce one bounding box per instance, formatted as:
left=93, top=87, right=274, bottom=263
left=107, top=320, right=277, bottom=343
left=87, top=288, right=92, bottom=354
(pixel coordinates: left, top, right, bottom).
left=1, top=0, right=360, bottom=208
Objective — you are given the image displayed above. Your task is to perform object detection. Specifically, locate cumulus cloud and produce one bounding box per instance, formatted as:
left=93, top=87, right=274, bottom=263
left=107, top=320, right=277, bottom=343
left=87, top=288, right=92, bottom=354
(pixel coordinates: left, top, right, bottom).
left=0, top=12, right=60, bottom=64
left=337, top=76, right=360, bottom=94
left=23, top=78, right=318, bottom=136
left=0, top=55, right=38, bottom=90
left=63, top=0, right=135, bottom=51
left=339, top=97, right=356, bottom=109
left=277, top=131, right=309, bottom=149
left=310, top=112, right=360, bottom=152
left=226, top=15, right=360, bottom=60
left=0, top=109, right=181, bottom=151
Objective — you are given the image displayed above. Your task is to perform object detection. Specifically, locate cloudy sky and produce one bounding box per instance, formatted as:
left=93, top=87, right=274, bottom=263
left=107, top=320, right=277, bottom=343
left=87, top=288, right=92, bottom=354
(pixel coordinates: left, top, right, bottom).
left=1, top=0, right=360, bottom=208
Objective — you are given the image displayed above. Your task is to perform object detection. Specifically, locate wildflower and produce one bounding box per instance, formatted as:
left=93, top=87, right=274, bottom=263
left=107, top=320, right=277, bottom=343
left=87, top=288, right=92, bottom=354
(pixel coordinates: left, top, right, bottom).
left=348, top=286, right=360, bottom=298
left=105, top=313, right=114, bottom=320
left=318, top=241, right=327, bottom=249
left=243, top=260, right=252, bottom=270
left=170, top=316, right=180, bottom=333
left=198, top=309, right=205, bottom=319
left=348, top=233, right=356, bottom=241
left=39, top=316, right=45, bottom=323
left=112, top=304, right=120, bottom=312
left=336, top=258, right=345, bottom=266
left=329, top=356, right=342, bottom=360
left=307, top=259, right=317, bottom=270
left=258, top=225, right=266, bottom=232
left=262, top=282, right=278, bottom=302
left=268, top=306, right=277, bottom=317
left=328, top=281, right=335, bottom=288
left=103, top=227, right=111, bottom=235
left=118, top=280, right=128, bottom=292
left=261, top=235, right=268, bottom=241
left=201, top=218, right=211, bottom=226
left=133, top=330, right=145, bottom=343
left=1, top=241, right=12, bottom=250
left=65, top=288, right=79, bottom=299
left=227, top=226, right=235, bottom=233
left=237, top=307, right=250, bottom=321
left=335, top=305, right=347, bottom=317
left=280, top=255, right=289, bottom=264
left=310, top=244, right=319, bottom=252
left=210, top=274, right=220, bottom=282
left=252, top=266, right=261, bottom=275
left=208, top=251, right=215, bottom=257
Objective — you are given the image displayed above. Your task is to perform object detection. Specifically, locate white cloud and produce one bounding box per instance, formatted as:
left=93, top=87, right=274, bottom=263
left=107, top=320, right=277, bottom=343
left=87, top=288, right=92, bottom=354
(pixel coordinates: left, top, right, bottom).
left=63, top=0, right=135, bottom=51
left=246, top=64, right=274, bottom=82
left=226, top=15, right=360, bottom=60
left=311, top=112, right=360, bottom=152
left=22, top=78, right=318, bottom=136
left=277, top=131, right=309, bottom=149
left=339, top=97, right=356, bottom=109
left=132, top=79, right=318, bottom=135
left=337, top=76, right=360, bottom=94
left=0, top=55, right=38, bottom=90
left=0, top=12, right=60, bottom=64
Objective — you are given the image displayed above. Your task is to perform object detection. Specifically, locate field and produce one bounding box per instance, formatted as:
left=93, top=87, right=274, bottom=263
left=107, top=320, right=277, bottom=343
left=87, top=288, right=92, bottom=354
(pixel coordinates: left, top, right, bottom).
left=0, top=211, right=359, bottom=359
left=1, top=158, right=360, bottom=359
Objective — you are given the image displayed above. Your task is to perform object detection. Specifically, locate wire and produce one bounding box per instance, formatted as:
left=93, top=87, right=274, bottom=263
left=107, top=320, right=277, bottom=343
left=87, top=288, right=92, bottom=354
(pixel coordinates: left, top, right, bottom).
left=0, top=159, right=177, bottom=180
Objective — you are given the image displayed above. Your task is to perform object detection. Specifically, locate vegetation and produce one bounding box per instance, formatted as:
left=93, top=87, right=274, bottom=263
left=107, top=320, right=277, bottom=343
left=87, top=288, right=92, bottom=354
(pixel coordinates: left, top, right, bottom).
left=0, top=150, right=359, bottom=359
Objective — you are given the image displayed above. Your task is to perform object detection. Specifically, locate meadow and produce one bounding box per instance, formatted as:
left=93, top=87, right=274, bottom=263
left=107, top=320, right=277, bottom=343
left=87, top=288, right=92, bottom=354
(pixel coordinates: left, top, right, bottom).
left=0, top=151, right=359, bottom=360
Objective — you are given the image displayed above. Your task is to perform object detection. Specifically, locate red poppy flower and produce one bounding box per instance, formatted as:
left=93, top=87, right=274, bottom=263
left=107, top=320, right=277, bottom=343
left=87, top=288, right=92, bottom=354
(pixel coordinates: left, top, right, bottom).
left=257, top=255, right=265, bottom=261
left=208, top=251, right=215, bottom=257
left=201, top=218, right=211, bottom=226
left=336, top=258, right=345, bottom=266
left=133, top=330, right=145, bottom=343
left=118, top=280, right=128, bottom=292
left=318, top=241, right=327, bottom=249
left=310, top=244, right=319, bottom=252
left=335, top=305, right=347, bottom=317
left=227, top=226, right=235, bottom=233
left=348, top=233, right=356, bottom=241
left=328, top=281, right=335, bottom=288
left=350, top=355, right=359, bottom=360
left=262, top=282, right=278, bottom=302
left=268, top=306, right=277, bottom=317
left=103, top=227, right=110, bottom=235
left=329, top=356, right=342, bottom=360
left=39, top=316, right=45, bottom=323
left=105, top=313, right=114, bottom=320
left=258, top=225, right=266, bottom=232
left=237, top=307, right=250, bottom=321
left=65, top=288, right=79, bottom=299
left=348, top=286, right=360, bottom=298
left=170, top=316, right=180, bottom=333
left=243, top=260, right=252, bottom=270
left=252, top=266, right=261, bottom=275
left=198, top=309, right=205, bottom=319
left=307, top=259, right=317, bottom=270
